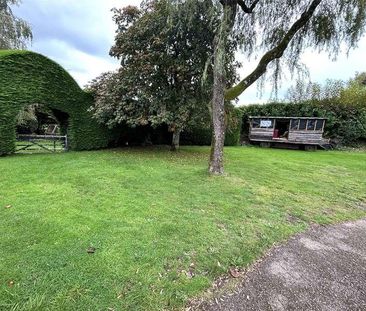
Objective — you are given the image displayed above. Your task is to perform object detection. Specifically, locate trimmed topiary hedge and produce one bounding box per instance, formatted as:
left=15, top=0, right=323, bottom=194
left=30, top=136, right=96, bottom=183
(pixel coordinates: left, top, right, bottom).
left=0, top=50, right=115, bottom=155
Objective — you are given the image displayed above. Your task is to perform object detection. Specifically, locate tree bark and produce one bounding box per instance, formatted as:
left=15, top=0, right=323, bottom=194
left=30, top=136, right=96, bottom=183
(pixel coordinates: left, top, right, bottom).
left=170, top=128, right=181, bottom=151
left=209, top=2, right=236, bottom=175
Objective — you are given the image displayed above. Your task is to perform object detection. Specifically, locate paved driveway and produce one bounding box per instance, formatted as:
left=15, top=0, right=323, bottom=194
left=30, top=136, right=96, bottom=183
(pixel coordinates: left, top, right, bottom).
left=202, top=219, right=366, bottom=311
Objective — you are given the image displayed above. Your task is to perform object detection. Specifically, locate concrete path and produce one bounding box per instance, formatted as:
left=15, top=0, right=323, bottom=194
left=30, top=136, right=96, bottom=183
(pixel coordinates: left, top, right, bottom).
left=202, top=219, right=366, bottom=311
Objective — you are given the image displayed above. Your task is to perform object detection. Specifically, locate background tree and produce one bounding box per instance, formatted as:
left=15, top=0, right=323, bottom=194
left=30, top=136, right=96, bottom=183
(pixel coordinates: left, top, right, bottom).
left=340, top=73, right=366, bottom=115
left=88, top=0, right=238, bottom=151
left=0, top=0, right=32, bottom=49
left=285, top=72, right=366, bottom=105
left=16, top=104, right=58, bottom=134
left=176, top=0, right=366, bottom=174
left=285, top=79, right=345, bottom=103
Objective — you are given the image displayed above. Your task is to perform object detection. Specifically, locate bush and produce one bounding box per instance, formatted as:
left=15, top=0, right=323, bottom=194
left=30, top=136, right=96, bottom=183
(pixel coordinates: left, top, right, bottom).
left=181, top=105, right=242, bottom=146
left=224, top=104, right=242, bottom=146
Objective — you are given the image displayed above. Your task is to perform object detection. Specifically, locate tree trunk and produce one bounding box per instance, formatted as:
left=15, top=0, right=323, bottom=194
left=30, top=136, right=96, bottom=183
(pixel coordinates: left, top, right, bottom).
left=170, top=128, right=181, bottom=151
left=209, top=3, right=236, bottom=175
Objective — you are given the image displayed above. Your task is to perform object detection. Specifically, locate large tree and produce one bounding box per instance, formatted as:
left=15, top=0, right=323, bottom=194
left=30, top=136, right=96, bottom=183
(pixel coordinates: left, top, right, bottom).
left=89, top=0, right=237, bottom=151
left=184, top=0, right=366, bottom=174
left=0, top=0, right=32, bottom=49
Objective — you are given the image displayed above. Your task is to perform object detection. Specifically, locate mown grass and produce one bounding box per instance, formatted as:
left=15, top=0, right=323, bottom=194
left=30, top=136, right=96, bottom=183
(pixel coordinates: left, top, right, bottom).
left=0, top=146, right=365, bottom=310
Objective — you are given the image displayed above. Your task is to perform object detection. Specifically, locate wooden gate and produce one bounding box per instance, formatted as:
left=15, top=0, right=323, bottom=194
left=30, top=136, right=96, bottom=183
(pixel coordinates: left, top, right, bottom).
left=16, top=134, right=68, bottom=153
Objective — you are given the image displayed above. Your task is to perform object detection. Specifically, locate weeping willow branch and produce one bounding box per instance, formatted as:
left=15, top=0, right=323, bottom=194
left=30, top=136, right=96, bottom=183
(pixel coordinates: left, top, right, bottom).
left=236, top=0, right=260, bottom=13
left=225, top=0, right=322, bottom=100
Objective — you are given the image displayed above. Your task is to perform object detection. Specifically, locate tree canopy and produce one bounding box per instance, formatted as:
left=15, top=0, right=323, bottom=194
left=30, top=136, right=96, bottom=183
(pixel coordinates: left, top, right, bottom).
left=0, top=0, right=32, bottom=49
left=88, top=0, right=237, bottom=150
left=223, top=0, right=366, bottom=99
left=285, top=72, right=366, bottom=107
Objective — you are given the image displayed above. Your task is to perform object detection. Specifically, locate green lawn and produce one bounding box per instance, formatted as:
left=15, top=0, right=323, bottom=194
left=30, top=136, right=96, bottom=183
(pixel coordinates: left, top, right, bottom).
left=1, top=146, right=365, bottom=310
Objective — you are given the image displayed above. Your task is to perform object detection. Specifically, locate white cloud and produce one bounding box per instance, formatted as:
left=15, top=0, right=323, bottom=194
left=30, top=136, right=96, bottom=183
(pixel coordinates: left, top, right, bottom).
left=237, top=35, right=366, bottom=106
left=13, top=1, right=366, bottom=99
left=34, top=39, right=120, bottom=87
left=301, top=36, right=366, bottom=82
left=14, top=0, right=141, bottom=88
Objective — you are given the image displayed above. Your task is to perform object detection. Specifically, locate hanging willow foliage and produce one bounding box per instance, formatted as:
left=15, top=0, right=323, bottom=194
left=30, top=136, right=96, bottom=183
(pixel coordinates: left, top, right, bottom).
left=0, top=0, right=32, bottom=49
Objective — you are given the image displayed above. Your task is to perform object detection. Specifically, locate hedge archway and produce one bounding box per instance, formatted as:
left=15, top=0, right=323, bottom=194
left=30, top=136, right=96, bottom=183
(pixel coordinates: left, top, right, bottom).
left=0, top=50, right=114, bottom=155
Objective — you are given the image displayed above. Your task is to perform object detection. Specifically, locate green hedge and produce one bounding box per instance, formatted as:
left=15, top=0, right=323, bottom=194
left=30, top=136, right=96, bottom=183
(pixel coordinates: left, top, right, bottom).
left=181, top=105, right=242, bottom=146
left=0, top=50, right=114, bottom=155
left=240, top=101, right=366, bottom=145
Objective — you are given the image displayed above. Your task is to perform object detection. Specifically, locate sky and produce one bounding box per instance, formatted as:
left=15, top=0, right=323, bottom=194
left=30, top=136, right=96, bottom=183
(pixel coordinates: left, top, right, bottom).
left=13, top=0, right=366, bottom=105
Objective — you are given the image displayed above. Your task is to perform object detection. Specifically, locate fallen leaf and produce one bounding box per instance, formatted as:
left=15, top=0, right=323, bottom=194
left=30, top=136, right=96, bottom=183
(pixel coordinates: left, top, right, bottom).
left=229, top=267, right=241, bottom=278
left=87, top=247, right=96, bottom=254
left=189, top=271, right=195, bottom=278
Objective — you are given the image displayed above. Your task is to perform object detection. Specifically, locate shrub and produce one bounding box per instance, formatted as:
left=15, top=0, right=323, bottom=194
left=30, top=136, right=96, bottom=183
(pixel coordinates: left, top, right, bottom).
left=181, top=105, right=242, bottom=146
